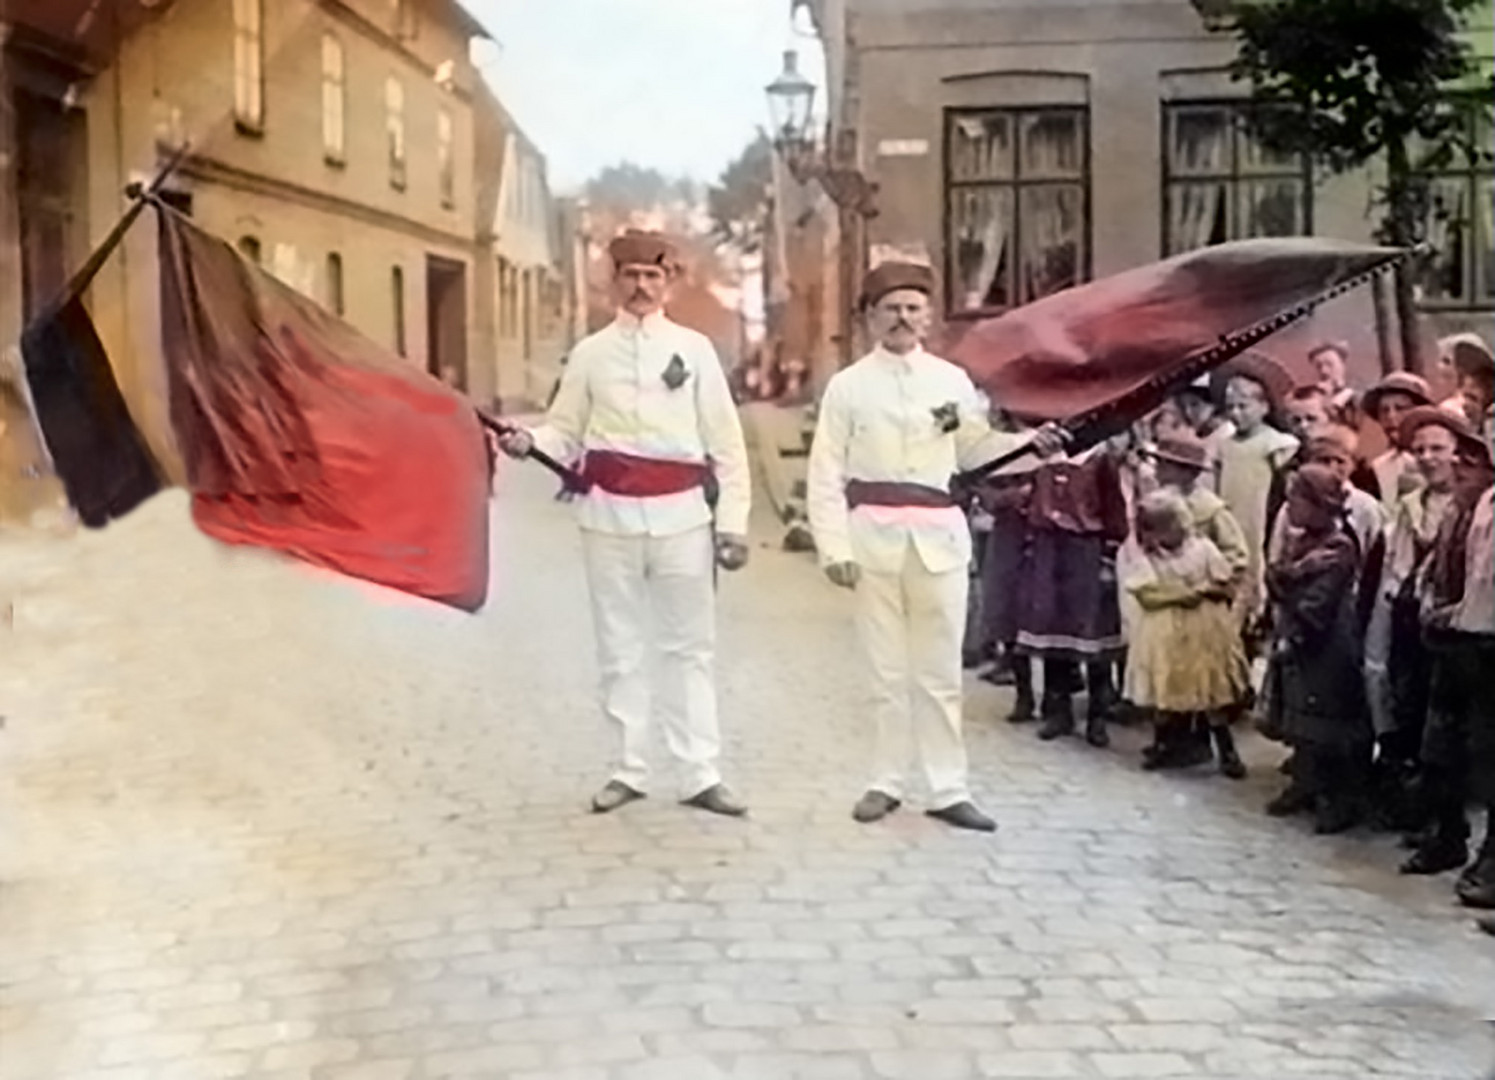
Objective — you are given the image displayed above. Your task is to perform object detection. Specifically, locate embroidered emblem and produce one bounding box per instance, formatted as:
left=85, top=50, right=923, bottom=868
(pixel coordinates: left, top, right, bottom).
left=932, top=401, right=960, bottom=434
left=662, top=354, right=689, bottom=390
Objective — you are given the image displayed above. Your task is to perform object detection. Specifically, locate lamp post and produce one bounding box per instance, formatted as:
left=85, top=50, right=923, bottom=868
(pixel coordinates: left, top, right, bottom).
left=764, top=50, right=877, bottom=218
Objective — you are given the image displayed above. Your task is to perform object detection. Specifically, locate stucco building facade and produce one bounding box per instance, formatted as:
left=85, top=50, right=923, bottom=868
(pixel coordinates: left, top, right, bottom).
left=799, top=0, right=1494, bottom=388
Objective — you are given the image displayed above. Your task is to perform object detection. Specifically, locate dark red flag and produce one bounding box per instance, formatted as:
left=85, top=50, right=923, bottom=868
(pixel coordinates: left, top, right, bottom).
left=156, top=207, right=491, bottom=612
left=946, top=237, right=1405, bottom=427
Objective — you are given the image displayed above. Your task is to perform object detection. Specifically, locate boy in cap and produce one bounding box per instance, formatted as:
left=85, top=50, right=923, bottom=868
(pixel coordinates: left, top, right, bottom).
left=808, top=261, right=1064, bottom=831
left=496, top=230, right=752, bottom=817
left=1361, top=371, right=1434, bottom=510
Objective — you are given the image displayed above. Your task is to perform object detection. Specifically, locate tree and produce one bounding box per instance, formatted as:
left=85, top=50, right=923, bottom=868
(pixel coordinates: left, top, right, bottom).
left=584, top=163, right=679, bottom=216
left=1224, top=0, right=1494, bottom=373
left=707, top=131, right=774, bottom=253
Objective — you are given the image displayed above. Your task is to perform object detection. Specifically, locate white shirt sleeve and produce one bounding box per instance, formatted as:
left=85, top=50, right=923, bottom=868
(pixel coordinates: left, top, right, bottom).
left=531, top=346, right=589, bottom=465
left=952, top=373, right=1036, bottom=474
left=807, top=375, right=855, bottom=567
left=694, top=341, right=752, bottom=537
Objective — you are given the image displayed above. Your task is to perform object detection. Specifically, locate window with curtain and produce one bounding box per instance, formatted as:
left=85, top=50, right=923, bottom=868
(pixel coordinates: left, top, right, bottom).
left=386, top=77, right=406, bottom=190
left=1417, top=109, right=1494, bottom=311
left=438, top=109, right=455, bottom=209
left=321, top=34, right=345, bottom=165
left=946, top=106, right=1089, bottom=315
left=1162, top=102, right=1311, bottom=257
left=232, top=0, right=264, bottom=132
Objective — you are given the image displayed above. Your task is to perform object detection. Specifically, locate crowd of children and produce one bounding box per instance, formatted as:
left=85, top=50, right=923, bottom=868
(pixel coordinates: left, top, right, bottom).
left=963, top=334, right=1495, bottom=915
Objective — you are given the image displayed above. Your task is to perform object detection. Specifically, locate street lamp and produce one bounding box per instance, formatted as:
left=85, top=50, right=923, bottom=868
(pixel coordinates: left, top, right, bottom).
left=765, top=50, right=878, bottom=218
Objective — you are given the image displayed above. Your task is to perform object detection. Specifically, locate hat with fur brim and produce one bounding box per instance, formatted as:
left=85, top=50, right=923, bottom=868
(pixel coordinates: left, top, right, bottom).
left=1361, top=371, right=1433, bottom=418
left=608, top=230, right=677, bottom=269
left=1210, top=351, right=1294, bottom=410
left=860, top=261, right=936, bottom=310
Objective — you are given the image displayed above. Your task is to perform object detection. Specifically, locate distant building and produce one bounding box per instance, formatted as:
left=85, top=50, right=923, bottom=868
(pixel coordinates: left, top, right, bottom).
left=797, top=0, right=1494, bottom=384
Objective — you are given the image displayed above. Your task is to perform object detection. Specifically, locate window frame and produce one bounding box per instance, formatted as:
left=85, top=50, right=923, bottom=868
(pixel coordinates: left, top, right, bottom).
left=1415, top=106, right=1495, bottom=313
left=326, top=252, right=345, bottom=316
left=232, top=0, right=265, bottom=135
left=321, top=33, right=346, bottom=167
left=386, top=76, right=407, bottom=191
left=941, top=104, right=1093, bottom=319
left=392, top=265, right=407, bottom=355
left=1159, top=98, right=1315, bottom=259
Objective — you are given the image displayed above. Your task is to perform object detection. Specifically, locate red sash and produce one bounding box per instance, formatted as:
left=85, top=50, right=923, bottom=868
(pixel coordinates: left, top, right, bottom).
left=845, top=480, right=955, bottom=509
left=580, top=449, right=710, bottom=497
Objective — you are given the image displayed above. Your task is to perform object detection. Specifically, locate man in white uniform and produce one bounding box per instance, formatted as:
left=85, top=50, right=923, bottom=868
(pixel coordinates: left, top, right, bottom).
left=497, top=231, right=752, bottom=816
left=807, top=261, right=1063, bottom=831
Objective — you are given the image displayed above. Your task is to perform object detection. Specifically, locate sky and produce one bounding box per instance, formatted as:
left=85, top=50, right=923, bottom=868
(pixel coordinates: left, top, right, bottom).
left=465, top=0, right=825, bottom=194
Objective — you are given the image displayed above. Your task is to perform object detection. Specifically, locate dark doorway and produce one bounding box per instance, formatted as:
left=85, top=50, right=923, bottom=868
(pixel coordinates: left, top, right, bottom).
left=14, top=88, right=86, bottom=320
left=425, top=255, right=467, bottom=391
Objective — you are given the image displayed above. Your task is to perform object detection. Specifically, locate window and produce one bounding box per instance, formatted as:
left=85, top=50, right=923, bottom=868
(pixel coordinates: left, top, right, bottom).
left=1162, top=102, right=1311, bottom=257
left=237, top=235, right=262, bottom=264
left=437, top=109, right=455, bottom=209
left=321, top=34, right=345, bottom=165
left=392, top=265, right=406, bottom=355
left=326, top=252, right=344, bottom=316
left=946, top=106, right=1089, bottom=314
left=232, top=0, right=264, bottom=132
left=1418, top=110, right=1494, bottom=310
left=386, top=77, right=406, bottom=190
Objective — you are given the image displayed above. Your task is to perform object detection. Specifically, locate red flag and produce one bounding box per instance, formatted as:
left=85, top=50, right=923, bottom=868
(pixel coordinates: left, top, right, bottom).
left=945, top=238, right=1404, bottom=424
left=157, top=207, right=491, bottom=612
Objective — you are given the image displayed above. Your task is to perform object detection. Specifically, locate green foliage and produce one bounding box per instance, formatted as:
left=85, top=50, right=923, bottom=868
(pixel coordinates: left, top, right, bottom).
left=584, top=163, right=683, bottom=215
left=1230, top=0, right=1492, bottom=177
left=707, top=132, right=774, bottom=253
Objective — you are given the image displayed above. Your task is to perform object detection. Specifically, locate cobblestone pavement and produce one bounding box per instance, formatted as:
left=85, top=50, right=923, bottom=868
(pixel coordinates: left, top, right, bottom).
left=2, top=463, right=1493, bottom=1080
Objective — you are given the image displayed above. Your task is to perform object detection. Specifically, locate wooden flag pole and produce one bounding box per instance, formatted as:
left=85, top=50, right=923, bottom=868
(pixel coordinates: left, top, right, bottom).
left=474, top=410, right=589, bottom=493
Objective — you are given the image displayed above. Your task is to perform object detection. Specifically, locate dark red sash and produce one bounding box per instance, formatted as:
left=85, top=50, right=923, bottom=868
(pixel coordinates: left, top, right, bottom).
left=845, top=480, right=955, bottom=509
left=580, top=449, right=710, bottom=497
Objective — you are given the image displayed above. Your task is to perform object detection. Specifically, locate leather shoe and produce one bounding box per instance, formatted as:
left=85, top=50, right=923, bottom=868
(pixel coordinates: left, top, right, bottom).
left=591, top=780, right=645, bottom=814
left=681, top=783, right=747, bottom=817
left=852, top=790, right=901, bottom=823
left=1399, top=836, right=1468, bottom=875
left=926, top=801, right=997, bottom=833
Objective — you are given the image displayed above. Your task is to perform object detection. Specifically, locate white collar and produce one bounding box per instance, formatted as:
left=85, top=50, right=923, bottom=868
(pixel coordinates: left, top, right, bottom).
left=613, top=309, right=668, bottom=335
left=870, top=344, right=924, bottom=367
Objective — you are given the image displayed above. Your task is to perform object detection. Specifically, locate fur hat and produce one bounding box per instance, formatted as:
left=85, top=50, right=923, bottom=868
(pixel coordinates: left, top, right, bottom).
left=608, top=230, right=677, bottom=270
left=860, top=261, right=936, bottom=310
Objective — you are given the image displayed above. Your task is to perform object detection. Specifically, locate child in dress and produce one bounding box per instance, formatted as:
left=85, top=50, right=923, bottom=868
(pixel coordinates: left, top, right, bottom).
left=1124, top=490, right=1251, bottom=778
left=1215, top=353, right=1300, bottom=648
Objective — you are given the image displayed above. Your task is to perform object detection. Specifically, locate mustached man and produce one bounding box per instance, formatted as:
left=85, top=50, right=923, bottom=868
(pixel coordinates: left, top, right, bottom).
left=498, top=231, right=752, bottom=817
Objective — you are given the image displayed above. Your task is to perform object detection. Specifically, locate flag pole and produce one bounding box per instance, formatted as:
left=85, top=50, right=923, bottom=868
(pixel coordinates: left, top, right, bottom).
left=474, top=409, right=589, bottom=492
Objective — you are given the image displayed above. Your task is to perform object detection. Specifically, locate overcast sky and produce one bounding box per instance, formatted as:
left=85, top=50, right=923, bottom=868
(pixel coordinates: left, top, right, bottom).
left=466, top=0, right=824, bottom=193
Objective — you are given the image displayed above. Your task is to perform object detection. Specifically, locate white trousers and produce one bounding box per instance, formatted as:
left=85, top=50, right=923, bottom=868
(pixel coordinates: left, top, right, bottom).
left=856, top=545, right=972, bottom=810
left=581, top=525, right=722, bottom=798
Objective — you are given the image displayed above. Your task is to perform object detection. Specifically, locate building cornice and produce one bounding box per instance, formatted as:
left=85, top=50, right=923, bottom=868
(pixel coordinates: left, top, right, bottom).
left=316, top=0, right=475, bottom=105
left=179, top=152, right=476, bottom=254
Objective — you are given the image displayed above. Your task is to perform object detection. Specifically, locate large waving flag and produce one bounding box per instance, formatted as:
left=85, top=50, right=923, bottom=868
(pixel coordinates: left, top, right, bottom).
left=20, top=201, right=494, bottom=613
left=946, top=238, right=1410, bottom=467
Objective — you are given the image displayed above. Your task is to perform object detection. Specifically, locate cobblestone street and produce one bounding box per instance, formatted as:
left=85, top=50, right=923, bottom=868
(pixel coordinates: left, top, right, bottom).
left=2, top=463, right=1493, bottom=1080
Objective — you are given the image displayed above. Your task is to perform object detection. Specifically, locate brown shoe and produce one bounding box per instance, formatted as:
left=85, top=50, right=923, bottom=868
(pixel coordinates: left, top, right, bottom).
left=591, top=780, right=646, bottom=814
left=852, top=790, right=901, bottom=824
left=681, top=783, right=748, bottom=817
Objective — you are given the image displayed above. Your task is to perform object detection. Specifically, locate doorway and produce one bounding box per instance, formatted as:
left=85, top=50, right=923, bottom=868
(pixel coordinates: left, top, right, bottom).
left=425, top=255, right=467, bottom=391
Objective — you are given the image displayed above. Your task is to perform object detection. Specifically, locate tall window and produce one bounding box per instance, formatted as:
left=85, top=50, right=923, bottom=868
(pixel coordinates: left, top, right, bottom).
left=1419, top=110, right=1494, bottom=310
left=326, top=252, right=344, bottom=316
left=232, top=0, right=264, bottom=132
left=321, top=34, right=345, bottom=165
left=437, top=109, right=455, bottom=209
left=392, top=265, right=406, bottom=355
left=946, top=106, right=1089, bottom=315
left=1162, top=102, right=1311, bottom=256
left=386, top=77, right=406, bottom=190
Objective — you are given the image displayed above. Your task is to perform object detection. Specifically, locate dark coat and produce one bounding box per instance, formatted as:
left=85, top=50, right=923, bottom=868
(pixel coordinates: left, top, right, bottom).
left=1264, top=529, right=1371, bottom=750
